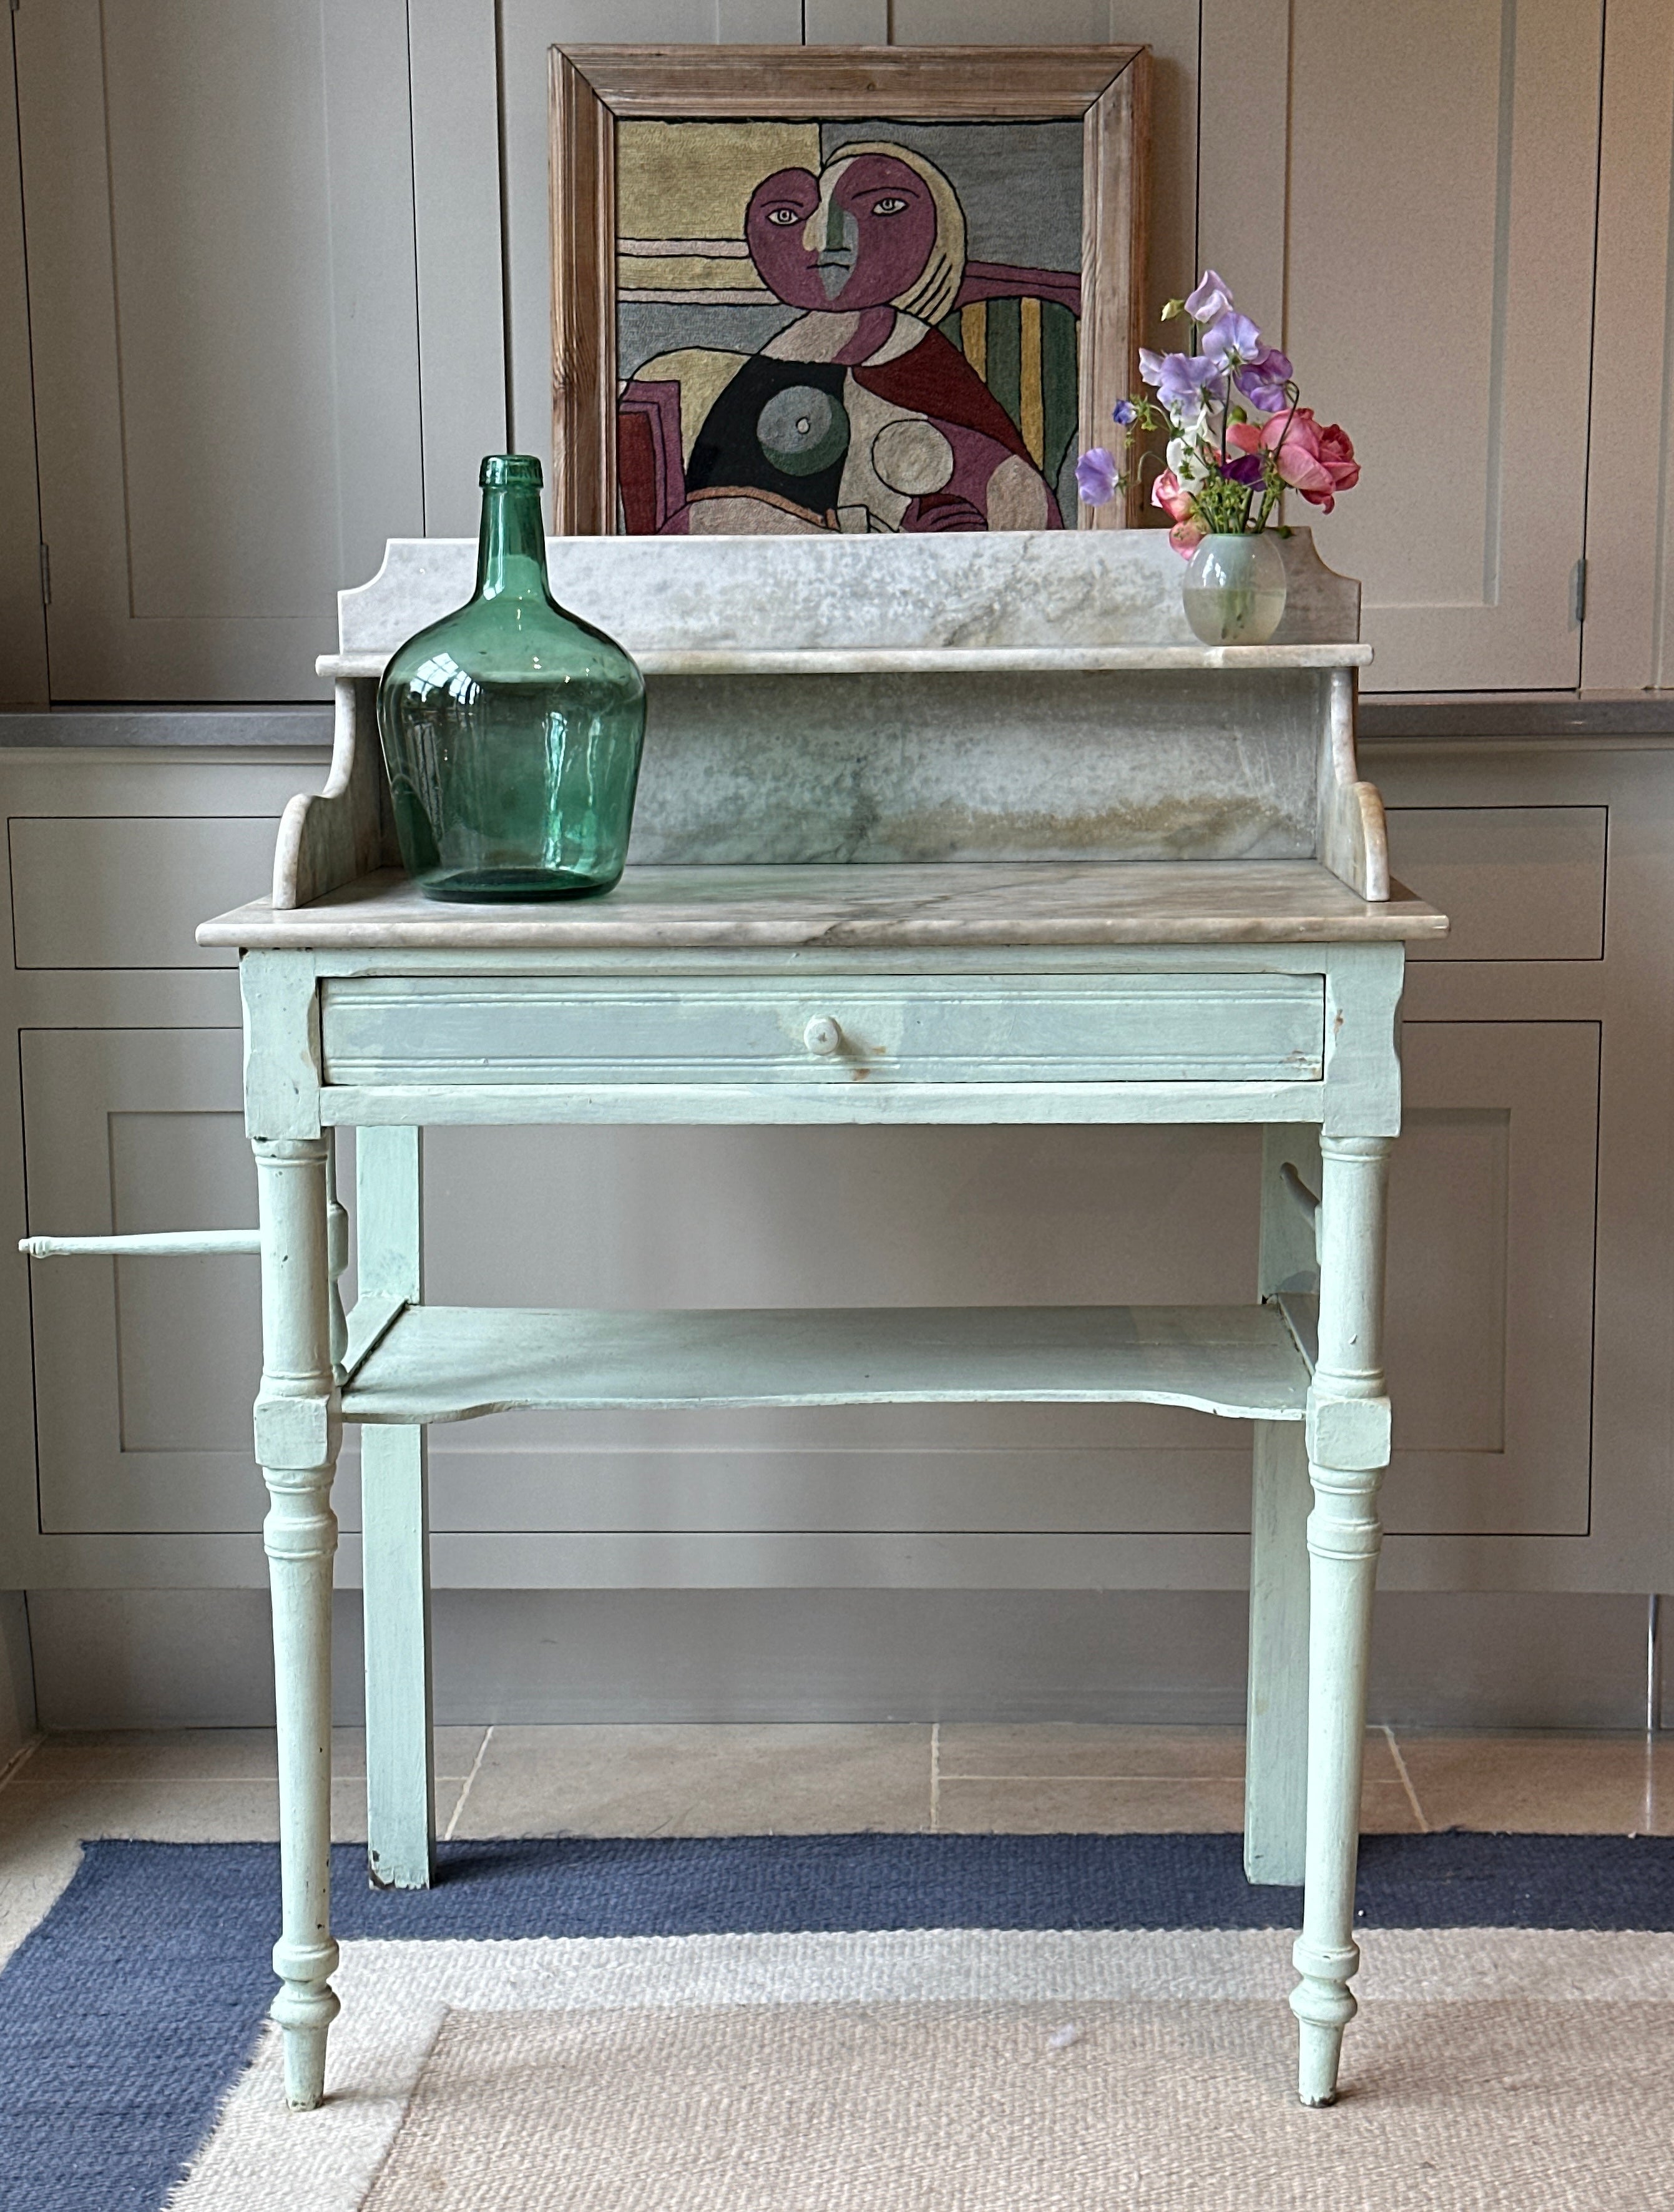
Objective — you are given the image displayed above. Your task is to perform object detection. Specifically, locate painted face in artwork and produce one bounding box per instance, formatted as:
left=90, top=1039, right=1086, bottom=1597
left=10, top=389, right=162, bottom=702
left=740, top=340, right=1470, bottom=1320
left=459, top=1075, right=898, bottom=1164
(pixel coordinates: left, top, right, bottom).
left=745, top=153, right=939, bottom=313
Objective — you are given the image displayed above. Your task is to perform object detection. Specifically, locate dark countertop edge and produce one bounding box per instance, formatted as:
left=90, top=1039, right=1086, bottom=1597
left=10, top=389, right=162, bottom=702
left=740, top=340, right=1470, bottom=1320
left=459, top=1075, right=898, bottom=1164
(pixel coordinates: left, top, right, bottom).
left=1358, top=691, right=1674, bottom=739
left=2, top=694, right=1672, bottom=747
left=0, top=708, right=333, bottom=747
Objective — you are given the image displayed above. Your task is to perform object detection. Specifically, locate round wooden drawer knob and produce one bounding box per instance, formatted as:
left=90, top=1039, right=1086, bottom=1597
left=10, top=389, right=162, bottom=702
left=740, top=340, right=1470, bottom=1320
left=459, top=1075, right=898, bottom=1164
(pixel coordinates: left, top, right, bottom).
left=803, top=1015, right=844, bottom=1056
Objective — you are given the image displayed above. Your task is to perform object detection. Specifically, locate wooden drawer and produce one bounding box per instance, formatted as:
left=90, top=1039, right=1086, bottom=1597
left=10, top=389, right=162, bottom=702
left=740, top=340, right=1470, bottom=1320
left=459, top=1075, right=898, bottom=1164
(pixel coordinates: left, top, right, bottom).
left=319, top=973, right=1326, bottom=1088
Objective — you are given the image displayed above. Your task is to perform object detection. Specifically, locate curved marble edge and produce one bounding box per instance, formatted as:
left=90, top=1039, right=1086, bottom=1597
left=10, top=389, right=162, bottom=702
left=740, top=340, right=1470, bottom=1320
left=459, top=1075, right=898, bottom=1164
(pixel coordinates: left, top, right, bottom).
left=199, top=863, right=1447, bottom=950
left=316, top=642, right=1374, bottom=681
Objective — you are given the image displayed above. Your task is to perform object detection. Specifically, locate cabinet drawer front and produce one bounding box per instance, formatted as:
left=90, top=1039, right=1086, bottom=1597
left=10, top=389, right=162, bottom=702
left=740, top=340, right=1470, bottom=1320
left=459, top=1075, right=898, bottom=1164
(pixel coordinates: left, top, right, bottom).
left=320, top=975, right=1325, bottom=1087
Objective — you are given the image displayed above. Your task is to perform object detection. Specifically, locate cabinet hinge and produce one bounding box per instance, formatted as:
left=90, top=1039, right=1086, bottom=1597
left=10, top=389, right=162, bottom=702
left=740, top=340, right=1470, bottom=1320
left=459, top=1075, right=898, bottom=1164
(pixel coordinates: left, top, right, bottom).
left=37, top=543, right=49, bottom=606
left=1572, top=555, right=1587, bottom=626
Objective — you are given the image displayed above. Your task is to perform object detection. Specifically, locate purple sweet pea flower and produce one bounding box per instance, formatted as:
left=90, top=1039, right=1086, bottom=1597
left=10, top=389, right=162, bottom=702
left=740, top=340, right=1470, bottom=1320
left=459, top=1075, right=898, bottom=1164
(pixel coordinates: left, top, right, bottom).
left=1075, top=446, right=1122, bottom=508
left=1235, top=345, right=1294, bottom=413
left=1202, top=312, right=1263, bottom=371
left=1138, top=349, right=1226, bottom=412
left=1185, top=268, right=1233, bottom=323
left=1219, top=453, right=1265, bottom=487
left=1112, top=397, right=1138, bottom=426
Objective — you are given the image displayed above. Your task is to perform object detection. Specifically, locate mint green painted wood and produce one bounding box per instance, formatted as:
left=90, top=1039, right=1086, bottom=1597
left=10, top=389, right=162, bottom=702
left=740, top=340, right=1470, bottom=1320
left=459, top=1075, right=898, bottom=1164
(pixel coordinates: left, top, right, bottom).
left=318, top=973, right=1328, bottom=1091
left=1320, top=943, right=1406, bottom=1138
left=325, top=1132, right=348, bottom=1386
left=361, top=1424, right=433, bottom=1890
left=1290, top=1133, right=1392, bottom=2106
left=252, top=1134, right=341, bottom=2111
left=355, top=1124, right=434, bottom=1890
left=225, top=932, right=1412, bottom=2108
left=355, top=1124, right=422, bottom=1303
left=1245, top=1126, right=1324, bottom=1887
left=341, top=1304, right=1313, bottom=1427
left=318, top=1079, right=1332, bottom=1130
left=240, top=951, right=322, bottom=1141
left=18, top=1229, right=261, bottom=1257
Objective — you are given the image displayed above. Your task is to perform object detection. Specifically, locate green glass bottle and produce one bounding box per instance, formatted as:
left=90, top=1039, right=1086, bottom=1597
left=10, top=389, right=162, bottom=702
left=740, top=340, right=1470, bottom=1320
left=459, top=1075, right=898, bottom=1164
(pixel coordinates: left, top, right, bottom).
left=376, top=455, right=646, bottom=902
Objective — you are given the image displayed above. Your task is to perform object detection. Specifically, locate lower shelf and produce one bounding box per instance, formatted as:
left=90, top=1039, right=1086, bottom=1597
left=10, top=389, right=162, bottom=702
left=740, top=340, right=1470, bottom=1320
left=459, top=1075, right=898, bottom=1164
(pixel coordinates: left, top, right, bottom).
left=341, top=1302, right=1311, bottom=1427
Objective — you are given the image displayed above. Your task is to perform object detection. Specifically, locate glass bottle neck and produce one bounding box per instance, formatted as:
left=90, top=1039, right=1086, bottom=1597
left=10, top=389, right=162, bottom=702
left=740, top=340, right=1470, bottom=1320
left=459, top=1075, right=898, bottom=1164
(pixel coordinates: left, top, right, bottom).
left=474, top=484, right=550, bottom=601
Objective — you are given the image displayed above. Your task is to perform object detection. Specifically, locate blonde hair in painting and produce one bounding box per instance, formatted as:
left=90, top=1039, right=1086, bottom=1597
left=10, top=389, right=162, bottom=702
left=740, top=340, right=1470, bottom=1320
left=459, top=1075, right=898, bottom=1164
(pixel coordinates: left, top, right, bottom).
left=830, top=140, right=967, bottom=326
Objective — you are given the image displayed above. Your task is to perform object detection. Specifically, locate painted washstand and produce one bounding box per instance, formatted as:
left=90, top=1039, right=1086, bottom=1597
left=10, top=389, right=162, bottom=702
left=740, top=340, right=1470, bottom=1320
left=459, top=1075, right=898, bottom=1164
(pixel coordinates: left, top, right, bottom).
left=26, top=529, right=1444, bottom=2110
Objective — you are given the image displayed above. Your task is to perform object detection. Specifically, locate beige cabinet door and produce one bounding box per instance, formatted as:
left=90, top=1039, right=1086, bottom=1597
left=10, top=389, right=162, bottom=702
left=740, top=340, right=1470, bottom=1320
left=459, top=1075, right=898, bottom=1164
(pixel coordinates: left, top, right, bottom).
left=22, top=1028, right=265, bottom=1533
left=1385, top=1021, right=1600, bottom=1536
left=1205, top=0, right=1603, bottom=691
left=13, top=0, right=423, bottom=699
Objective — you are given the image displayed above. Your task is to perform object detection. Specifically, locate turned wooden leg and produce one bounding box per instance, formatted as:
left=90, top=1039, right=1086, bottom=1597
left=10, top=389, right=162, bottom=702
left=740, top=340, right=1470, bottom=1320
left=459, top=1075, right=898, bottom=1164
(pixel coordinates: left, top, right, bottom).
left=1290, top=1133, right=1390, bottom=2107
left=355, top=1126, right=436, bottom=1889
left=1246, top=1128, right=1321, bottom=1885
left=255, top=1136, right=342, bottom=2110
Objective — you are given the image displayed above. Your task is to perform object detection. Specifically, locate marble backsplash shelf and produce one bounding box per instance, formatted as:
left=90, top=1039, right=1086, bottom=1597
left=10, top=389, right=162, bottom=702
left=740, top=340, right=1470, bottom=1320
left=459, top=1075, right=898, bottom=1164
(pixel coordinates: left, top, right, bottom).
left=316, top=641, right=1375, bottom=682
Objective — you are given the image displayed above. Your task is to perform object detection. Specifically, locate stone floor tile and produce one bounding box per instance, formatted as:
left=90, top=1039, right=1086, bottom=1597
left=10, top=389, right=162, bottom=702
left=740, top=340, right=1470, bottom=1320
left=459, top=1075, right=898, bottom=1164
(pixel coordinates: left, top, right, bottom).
left=20, top=1729, right=285, bottom=1781
left=0, top=1773, right=462, bottom=1850
left=1392, top=1730, right=1668, bottom=1834
left=1359, top=1780, right=1426, bottom=1833
left=936, top=1723, right=1245, bottom=1781
left=934, top=1776, right=1250, bottom=1834
left=936, top=1724, right=1402, bottom=1783
left=453, top=1723, right=933, bottom=1839
left=19, top=1726, right=486, bottom=1783
left=933, top=1772, right=1418, bottom=1836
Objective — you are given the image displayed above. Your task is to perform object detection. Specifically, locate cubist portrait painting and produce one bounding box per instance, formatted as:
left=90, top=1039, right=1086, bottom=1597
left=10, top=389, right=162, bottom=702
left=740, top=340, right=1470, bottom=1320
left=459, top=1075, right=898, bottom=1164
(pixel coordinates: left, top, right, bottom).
left=616, top=119, right=1083, bottom=535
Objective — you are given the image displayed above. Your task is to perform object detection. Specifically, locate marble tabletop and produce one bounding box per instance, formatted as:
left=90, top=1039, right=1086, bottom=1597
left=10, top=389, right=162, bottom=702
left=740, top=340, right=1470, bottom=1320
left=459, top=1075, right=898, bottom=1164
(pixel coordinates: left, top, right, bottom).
left=198, top=862, right=1447, bottom=951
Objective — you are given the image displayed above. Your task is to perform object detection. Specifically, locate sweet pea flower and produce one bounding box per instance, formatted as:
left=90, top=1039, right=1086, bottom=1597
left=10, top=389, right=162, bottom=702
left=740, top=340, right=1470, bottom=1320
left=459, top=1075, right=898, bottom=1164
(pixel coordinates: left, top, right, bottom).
left=1169, top=514, right=1209, bottom=556
left=1074, top=446, right=1122, bottom=508
left=1184, top=268, right=1233, bottom=323
left=1150, top=468, right=1195, bottom=524
left=1226, top=406, right=1359, bottom=509
left=1166, top=434, right=1207, bottom=484
left=1308, top=419, right=1360, bottom=506
left=1235, top=345, right=1293, bottom=413
left=1111, top=397, right=1138, bottom=426
left=1202, top=312, right=1263, bottom=371
left=1138, top=348, right=1226, bottom=413
left=1227, top=411, right=1329, bottom=496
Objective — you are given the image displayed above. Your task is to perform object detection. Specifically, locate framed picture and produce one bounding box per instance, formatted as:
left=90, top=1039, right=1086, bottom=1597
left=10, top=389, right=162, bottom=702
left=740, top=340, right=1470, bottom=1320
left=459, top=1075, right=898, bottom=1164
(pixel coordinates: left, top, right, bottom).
left=549, top=44, right=1151, bottom=536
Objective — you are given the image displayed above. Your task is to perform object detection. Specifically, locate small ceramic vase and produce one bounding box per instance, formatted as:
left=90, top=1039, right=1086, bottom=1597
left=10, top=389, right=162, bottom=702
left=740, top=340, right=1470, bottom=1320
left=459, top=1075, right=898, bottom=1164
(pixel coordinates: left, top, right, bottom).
left=1181, top=530, right=1288, bottom=646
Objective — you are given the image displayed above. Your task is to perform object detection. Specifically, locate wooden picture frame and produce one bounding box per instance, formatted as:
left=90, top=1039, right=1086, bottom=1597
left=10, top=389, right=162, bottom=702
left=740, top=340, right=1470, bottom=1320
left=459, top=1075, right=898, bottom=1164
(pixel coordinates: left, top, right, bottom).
left=549, top=44, right=1151, bottom=534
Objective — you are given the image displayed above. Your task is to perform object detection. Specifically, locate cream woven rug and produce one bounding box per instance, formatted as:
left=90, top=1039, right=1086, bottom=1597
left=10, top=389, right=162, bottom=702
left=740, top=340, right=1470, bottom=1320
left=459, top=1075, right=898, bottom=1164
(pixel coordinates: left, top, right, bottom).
left=169, top=1927, right=1674, bottom=2210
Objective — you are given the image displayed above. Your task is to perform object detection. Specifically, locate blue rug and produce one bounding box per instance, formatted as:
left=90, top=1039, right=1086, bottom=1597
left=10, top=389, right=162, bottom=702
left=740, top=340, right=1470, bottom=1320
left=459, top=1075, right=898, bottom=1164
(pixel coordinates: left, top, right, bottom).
left=5, top=1831, right=1674, bottom=2212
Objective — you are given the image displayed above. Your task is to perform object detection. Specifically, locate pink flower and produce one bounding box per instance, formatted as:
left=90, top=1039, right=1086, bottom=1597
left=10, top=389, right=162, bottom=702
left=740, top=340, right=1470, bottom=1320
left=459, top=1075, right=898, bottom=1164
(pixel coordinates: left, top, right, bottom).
left=1168, top=514, right=1208, bottom=556
left=1150, top=467, right=1195, bottom=524
left=1308, top=419, right=1359, bottom=508
left=1227, top=408, right=1359, bottom=511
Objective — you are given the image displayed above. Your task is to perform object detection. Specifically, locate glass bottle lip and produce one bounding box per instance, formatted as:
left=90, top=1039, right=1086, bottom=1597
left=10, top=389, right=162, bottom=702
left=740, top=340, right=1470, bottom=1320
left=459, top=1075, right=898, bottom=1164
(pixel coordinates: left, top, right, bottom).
left=480, top=453, right=544, bottom=489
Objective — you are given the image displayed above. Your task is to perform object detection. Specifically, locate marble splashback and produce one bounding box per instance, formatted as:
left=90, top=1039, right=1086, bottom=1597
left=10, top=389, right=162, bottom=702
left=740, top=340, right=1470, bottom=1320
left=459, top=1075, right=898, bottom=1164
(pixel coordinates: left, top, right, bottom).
left=627, top=669, right=1323, bottom=865
left=338, top=529, right=1359, bottom=657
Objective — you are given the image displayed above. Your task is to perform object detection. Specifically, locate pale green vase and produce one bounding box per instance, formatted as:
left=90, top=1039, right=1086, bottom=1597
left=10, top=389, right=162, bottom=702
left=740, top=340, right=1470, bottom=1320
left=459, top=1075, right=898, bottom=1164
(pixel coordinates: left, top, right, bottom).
left=1182, top=531, right=1288, bottom=646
